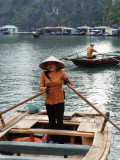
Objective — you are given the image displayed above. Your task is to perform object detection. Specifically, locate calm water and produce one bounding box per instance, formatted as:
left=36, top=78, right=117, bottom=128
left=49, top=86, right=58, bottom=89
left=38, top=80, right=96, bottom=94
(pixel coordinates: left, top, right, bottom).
left=0, top=35, right=120, bottom=159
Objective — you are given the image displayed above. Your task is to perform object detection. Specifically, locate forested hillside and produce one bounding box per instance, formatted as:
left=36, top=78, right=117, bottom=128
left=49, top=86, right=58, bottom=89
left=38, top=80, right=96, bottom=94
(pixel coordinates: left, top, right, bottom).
left=0, top=0, right=110, bottom=31
left=104, top=0, right=120, bottom=27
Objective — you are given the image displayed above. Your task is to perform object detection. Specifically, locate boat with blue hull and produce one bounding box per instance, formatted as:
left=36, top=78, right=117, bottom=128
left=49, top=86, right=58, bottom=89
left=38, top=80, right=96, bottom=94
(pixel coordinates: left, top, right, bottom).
left=64, top=52, right=120, bottom=67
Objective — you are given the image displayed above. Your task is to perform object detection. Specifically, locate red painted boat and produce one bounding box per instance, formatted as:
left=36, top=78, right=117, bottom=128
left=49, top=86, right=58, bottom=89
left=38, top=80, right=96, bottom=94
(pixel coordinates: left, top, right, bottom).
left=64, top=51, right=120, bottom=67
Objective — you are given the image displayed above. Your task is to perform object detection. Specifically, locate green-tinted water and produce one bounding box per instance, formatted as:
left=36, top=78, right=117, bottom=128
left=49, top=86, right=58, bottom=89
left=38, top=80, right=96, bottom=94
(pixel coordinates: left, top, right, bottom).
left=0, top=35, right=120, bottom=159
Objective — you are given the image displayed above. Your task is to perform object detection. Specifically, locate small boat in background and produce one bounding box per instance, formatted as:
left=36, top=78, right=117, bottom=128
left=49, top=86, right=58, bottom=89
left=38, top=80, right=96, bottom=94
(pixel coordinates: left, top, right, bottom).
left=33, top=31, right=40, bottom=38
left=64, top=51, right=120, bottom=67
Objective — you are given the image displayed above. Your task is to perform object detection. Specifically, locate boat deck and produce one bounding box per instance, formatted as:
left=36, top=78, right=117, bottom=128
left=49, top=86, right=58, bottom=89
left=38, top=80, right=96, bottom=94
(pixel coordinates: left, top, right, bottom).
left=0, top=111, right=111, bottom=160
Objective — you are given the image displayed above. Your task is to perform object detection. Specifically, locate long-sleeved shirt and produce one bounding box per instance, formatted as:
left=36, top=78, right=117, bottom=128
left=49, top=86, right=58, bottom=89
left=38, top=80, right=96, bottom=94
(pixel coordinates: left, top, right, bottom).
left=39, top=70, right=73, bottom=105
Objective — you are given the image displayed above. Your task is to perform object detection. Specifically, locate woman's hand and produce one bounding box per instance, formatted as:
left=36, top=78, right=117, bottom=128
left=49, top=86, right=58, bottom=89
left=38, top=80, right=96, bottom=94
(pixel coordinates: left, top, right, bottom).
left=39, top=86, right=51, bottom=93
left=39, top=87, right=46, bottom=92
left=46, top=86, right=51, bottom=93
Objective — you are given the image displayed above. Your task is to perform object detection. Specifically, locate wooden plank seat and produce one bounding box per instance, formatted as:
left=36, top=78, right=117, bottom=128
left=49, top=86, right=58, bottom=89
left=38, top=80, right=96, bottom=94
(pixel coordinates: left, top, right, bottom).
left=77, top=116, right=103, bottom=133
left=11, top=115, right=80, bottom=130
left=9, top=128, right=94, bottom=145
left=38, top=120, right=80, bottom=126
left=9, top=128, right=94, bottom=138
left=0, top=155, right=79, bottom=160
left=23, top=114, right=95, bottom=127
left=0, top=141, right=90, bottom=157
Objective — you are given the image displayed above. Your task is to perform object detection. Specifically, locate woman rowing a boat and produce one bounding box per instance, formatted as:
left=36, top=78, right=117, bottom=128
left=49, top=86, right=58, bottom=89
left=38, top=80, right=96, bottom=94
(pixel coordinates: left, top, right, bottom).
left=39, top=56, right=73, bottom=143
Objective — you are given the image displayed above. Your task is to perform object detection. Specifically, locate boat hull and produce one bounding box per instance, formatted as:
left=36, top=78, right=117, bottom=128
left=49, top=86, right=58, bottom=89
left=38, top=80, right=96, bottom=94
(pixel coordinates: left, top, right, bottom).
left=65, top=53, right=120, bottom=67
left=33, top=34, right=40, bottom=38
left=72, top=57, right=120, bottom=67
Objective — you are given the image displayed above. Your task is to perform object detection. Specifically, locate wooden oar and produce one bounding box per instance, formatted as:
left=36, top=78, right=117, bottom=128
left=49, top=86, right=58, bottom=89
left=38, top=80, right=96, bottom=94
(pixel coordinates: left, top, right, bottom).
left=67, top=84, right=120, bottom=131
left=0, top=91, right=45, bottom=116
left=60, top=49, right=86, bottom=60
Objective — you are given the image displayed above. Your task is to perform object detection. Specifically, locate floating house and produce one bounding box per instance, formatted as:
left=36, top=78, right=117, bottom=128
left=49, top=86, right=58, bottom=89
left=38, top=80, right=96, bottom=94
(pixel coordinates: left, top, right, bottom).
left=77, top=26, right=91, bottom=35
left=36, top=25, right=119, bottom=36
left=91, top=26, right=119, bottom=36
left=104, top=28, right=119, bottom=36
left=0, top=25, right=18, bottom=34
left=54, top=26, right=76, bottom=35
left=54, top=26, right=67, bottom=34
left=40, top=27, right=55, bottom=35
left=62, top=27, right=76, bottom=35
left=39, top=26, right=76, bottom=35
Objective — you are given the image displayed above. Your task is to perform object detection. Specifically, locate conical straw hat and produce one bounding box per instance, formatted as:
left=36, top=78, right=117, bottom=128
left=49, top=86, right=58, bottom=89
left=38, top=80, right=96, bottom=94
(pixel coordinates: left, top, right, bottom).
left=39, top=56, right=65, bottom=70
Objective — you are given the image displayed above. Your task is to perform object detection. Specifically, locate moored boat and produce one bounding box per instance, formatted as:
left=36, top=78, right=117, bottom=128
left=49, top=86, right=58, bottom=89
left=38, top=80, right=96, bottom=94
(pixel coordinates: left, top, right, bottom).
left=33, top=31, right=40, bottom=38
left=64, top=52, right=120, bottom=67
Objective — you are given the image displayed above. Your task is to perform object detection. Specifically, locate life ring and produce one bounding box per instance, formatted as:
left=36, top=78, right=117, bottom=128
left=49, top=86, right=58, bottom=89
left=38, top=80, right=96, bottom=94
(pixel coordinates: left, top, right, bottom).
left=12, top=134, right=48, bottom=143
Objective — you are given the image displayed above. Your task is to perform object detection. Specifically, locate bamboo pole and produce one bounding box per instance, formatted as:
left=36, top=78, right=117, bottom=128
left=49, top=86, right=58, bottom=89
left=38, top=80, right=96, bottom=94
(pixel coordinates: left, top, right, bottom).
left=67, top=84, right=120, bottom=131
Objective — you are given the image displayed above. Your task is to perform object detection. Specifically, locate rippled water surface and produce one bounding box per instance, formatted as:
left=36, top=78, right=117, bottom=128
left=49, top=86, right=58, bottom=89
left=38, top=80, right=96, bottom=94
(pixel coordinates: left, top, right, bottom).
left=0, top=35, right=120, bottom=159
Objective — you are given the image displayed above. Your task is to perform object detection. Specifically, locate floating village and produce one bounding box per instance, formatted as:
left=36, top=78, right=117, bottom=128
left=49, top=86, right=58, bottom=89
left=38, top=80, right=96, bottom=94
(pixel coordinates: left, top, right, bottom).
left=0, top=25, right=120, bottom=37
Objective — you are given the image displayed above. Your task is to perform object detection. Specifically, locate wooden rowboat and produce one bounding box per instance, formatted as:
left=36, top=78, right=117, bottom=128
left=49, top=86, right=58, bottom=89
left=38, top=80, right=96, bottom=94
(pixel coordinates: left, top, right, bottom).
left=33, top=32, right=40, bottom=38
left=64, top=52, right=120, bottom=67
left=0, top=108, right=111, bottom=160
left=0, top=84, right=116, bottom=160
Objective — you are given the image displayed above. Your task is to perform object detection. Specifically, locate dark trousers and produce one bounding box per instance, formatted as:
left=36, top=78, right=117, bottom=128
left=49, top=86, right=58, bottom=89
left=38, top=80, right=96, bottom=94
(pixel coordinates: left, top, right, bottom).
left=46, top=102, right=64, bottom=143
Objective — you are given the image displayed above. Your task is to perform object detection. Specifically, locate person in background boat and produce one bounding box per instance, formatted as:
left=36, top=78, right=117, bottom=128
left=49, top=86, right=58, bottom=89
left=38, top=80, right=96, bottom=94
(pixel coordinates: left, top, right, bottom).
left=87, top=43, right=97, bottom=59
left=35, top=30, right=39, bottom=35
left=39, top=56, right=73, bottom=143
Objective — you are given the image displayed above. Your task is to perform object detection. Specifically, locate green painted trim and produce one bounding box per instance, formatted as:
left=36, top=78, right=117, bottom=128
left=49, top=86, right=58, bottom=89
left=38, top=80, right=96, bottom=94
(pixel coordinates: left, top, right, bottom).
left=0, top=155, right=79, bottom=160
left=0, top=141, right=89, bottom=156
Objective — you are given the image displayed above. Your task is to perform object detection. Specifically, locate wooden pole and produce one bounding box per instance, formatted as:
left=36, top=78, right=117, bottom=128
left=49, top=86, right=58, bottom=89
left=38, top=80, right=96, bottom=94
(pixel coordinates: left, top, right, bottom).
left=0, top=91, right=45, bottom=116
left=60, top=49, right=86, bottom=60
left=67, top=84, right=120, bottom=131
left=0, top=111, right=29, bottom=132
